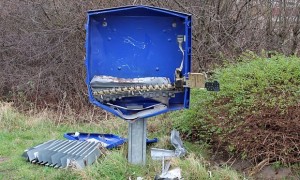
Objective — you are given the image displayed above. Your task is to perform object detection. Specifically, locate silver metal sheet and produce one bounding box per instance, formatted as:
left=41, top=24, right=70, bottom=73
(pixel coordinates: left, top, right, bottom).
left=90, top=76, right=171, bottom=89
left=150, top=148, right=176, bottom=160
left=23, top=140, right=102, bottom=169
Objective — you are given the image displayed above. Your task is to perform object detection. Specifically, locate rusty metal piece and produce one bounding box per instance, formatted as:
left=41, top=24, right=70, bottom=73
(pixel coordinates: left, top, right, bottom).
left=90, top=76, right=181, bottom=105
left=135, top=86, right=141, bottom=90
left=167, top=84, right=173, bottom=89
left=148, top=85, right=154, bottom=90
left=90, top=76, right=171, bottom=89
left=185, top=73, right=206, bottom=88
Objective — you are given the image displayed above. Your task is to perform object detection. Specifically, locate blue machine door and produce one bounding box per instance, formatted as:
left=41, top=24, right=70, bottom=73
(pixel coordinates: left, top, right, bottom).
left=85, top=6, right=192, bottom=120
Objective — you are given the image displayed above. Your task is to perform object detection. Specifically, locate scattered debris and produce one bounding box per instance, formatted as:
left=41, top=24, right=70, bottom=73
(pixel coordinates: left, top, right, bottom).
left=23, top=140, right=102, bottom=169
left=151, top=130, right=186, bottom=160
left=64, top=132, right=125, bottom=149
left=155, top=159, right=182, bottom=180
left=161, top=158, right=171, bottom=174
left=151, top=148, right=176, bottom=160
left=23, top=132, right=159, bottom=169
left=152, top=130, right=186, bottom=179
left=155, top=167, right=182, bottom=180
left=208, top=171, right=212, bottom=178
left=64, top=132, right=158, bottom=149
left=170, top=130, right=186, bottom=157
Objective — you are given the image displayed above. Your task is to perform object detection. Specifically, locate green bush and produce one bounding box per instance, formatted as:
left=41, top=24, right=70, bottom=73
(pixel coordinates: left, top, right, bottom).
left=172, top=53, right=300, bottom=162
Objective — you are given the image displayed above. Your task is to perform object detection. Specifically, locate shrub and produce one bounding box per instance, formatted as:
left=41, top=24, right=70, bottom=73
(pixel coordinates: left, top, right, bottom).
left=173, top=53, right=300, bottom=165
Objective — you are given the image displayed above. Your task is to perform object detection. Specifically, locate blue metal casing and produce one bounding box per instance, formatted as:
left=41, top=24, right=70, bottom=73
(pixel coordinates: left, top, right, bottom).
left=64, top=132, right=125, bottom=149
left=85, top=6, right=192, bottom=119
left=63, top=132, right=158, bottom=149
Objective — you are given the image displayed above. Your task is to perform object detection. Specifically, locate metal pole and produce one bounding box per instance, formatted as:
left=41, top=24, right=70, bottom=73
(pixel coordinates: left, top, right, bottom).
left=128, top=118, right=147, bottom=165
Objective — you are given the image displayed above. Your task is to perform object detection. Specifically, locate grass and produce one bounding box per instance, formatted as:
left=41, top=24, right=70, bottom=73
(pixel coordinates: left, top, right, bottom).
left=176, top=53, right=300, bottom=119
left=173, top=53, right=300, bottom=145
left=0, top=102, right=241, bottom=179
left=171, top=53, right=300, bottom=178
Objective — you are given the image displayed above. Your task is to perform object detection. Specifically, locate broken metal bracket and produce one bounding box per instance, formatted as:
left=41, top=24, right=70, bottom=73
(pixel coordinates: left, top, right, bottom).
left=151, top=148, right=176, bottom=160
left=151, top=129, right=186, bottom=160
left=205, top=81, right=220, bottom=91
left=175, top=72, right=220, bottom=91
left=175, top=72, right=206, bottom=89
left=151, top=130, right=185, bottom=180
left=171, top=130, right=186, bottom=157
left=184, top=73, right=206, bottom=88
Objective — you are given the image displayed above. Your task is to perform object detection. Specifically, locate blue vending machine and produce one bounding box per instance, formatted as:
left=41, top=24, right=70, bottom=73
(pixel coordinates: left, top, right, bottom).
left=85, top=5, right=218, bottom=165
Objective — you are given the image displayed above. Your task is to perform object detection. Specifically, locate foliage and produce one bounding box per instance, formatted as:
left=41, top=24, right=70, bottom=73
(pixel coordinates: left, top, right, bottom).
left=0, top=102, right=241, bottom=179
left=173, top=53, right=300, bottom=165
left=2, top=0, right=300, bottom=111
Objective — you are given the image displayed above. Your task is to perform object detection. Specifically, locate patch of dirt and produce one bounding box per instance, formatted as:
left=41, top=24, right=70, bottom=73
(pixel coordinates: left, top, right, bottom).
left=213, top=158, right=299, bottom=179
left=0, top=157, right=9, bottom=163
left=230, top=159, right=252, bottom=172
left=254, top=166, right=296, bottom=180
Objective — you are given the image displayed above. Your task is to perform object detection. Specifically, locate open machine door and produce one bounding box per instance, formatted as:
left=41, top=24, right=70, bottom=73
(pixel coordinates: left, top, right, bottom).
left=85, top=6, right=192, bottom=120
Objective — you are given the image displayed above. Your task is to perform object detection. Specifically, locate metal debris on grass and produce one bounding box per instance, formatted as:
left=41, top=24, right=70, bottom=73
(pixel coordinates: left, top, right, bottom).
left=151, top=129, right=186, bottom=179
left=23, top=140, right=102, bottom=169
left=151, top=129, right=186, bottom=160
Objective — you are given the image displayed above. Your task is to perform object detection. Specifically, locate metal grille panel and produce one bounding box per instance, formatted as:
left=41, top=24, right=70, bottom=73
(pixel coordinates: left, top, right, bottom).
left=23, top=140, right=101, bottom=169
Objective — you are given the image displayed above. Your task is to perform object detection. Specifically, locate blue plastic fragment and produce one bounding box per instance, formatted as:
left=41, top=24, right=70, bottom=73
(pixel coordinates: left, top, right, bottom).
left=64, top=132, right=158, bottom=149
left=123, top=137, right=158, bottom=144
left=64, top=132, right=125, bottom=149
left=146, top=137, right=158, bottom=144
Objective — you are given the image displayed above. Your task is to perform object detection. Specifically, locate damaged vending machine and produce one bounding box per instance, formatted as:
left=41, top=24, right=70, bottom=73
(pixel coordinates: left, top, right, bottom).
left=85, top=5, right=219, bottom=165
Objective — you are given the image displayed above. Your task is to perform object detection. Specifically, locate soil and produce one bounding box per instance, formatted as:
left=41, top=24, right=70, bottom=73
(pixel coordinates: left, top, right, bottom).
left=213, top=158, right=299, bottom=179
left=0, top=157, right=8, bottom=163
left=254, top=166, right=297, bottom=180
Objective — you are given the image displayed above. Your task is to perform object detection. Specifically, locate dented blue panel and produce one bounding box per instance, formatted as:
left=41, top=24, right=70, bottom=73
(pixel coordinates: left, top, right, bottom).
left=85, top=6, right=191, bottom=120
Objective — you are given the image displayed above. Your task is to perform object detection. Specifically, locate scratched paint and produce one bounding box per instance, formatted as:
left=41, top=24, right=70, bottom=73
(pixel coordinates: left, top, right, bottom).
left=123, top=36, right=146, bottom=49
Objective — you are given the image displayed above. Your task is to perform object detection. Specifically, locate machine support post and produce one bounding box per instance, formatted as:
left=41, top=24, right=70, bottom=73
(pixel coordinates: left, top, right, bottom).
left=128, top=118, right=147, bottom=165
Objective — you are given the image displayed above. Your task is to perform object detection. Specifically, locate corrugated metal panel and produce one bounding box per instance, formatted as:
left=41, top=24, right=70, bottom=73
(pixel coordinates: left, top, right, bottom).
left=23, top=140, right=102, bottom=169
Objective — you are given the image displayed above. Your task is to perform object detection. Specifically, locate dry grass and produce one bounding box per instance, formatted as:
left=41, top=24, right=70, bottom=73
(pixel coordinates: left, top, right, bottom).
left=0, top=102, right=242, bottom=179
